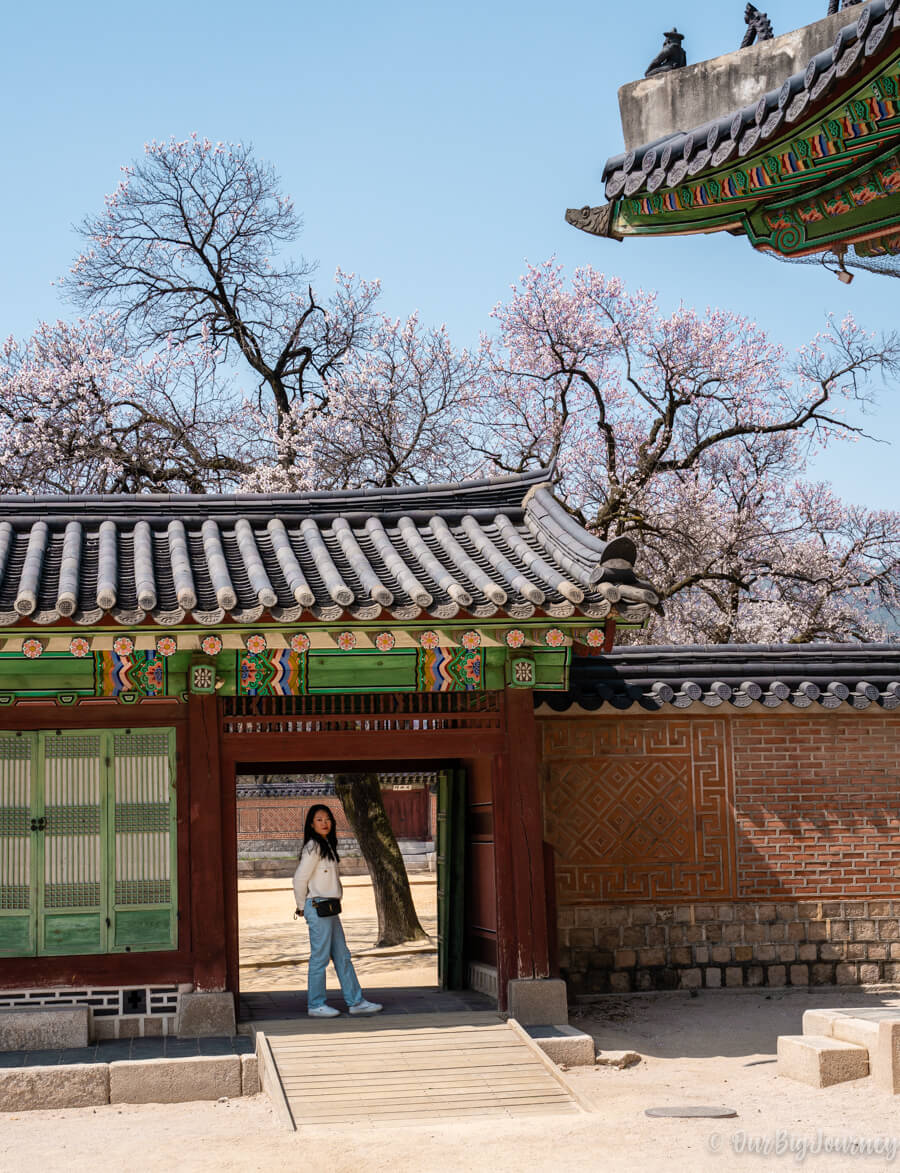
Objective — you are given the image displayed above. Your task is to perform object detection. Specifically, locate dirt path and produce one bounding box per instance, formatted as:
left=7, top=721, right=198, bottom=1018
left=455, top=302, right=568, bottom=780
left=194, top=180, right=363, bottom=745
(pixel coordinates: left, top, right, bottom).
left=6, top=891, right=900, bottom=1171
left=239, top=875, right=438, bottom=992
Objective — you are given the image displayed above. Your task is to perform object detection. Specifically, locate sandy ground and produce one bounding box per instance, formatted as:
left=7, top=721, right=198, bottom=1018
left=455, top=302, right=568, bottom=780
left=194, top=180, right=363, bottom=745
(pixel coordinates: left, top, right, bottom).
left=5, top=883, right=900, bottom=1171
left=239, top=875, right=438, bottom=992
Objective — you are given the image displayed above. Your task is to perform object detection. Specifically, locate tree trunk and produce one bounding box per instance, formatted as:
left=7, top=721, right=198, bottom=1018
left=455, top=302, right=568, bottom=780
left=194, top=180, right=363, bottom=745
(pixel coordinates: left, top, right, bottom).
left=334, top=772, right=429, bottom=947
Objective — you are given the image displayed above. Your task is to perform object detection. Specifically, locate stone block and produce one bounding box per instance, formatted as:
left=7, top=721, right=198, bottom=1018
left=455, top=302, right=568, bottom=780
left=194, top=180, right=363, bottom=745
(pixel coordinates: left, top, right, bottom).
left=93, top=1017, right=117, bottom=1040
left=836, top=963, right=858, bottom=985
left=860, top=963, right=882, bottom=984
left=722, top=925, right=743, bottom=944
left=118, top=1018, right=139, bottom=1038
left=680, top=969, right=702, bottom=990
left=756, top=944, right=776, bottom=962
left=802, top=1009, right=840, bottom=1037
left=674, top=906, right=693, bottom=923
left=507, top=979, right=568, bottom=1026
left=789, top=965, right=809, bottom=987
left=819, top=943, right=844, bottom=961
left=631, top=907, right=654, bottom=925
left=609, top=972, right=632, bottom=993
left=143, top=1017, right=163, bottom=1037
left=874, top=1020, right=900, bottom=1094
left=776, top=945, right=796, bottom=963
left=637, top=947, right=666, bottom=967
left=767, top=966, right=786, bottom=987
left=0, top=1063, right=108, bottom=1111
left=734, top=946, right=753, bottom=962
left=710, top=946, right=731, bottom=964
left=717, top=905, right=735, bottom=922
left=693, top=946, right=709, bottom=965
left=528, top=1026, right=595, bottom=1067
left=0, top=1007, right=90, bottom=1051
left=725, top=967, right=743, bottom=988
left=832, top=1015, right=880, bottom=1051
left=746, top=966, right=764, bottom=987
left=777, top=1035, right=868, bottom=1088
left=879, top=919, right=900, bottom=939
left=705, top=968, right=722, bottom=989
left=614, top=949, right=637, bottom=969
left=671, top=947, right=692, bottom=966
left=811, top=964, right=835, bottom=986
left=869, top=902, right=893, bottom=917
left=798, top=945, right=817, bottom=962
left=241, top=1053, right=260, bottom=1095
left=109, top=1056, right=242, bottom=1104
left=174, top=992, right=236, bottom=1038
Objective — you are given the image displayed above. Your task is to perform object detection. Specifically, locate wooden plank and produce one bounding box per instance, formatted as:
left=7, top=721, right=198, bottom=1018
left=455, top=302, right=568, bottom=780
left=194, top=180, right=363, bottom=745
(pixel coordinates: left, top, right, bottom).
left=256, top=1032, right=296, bottom=1132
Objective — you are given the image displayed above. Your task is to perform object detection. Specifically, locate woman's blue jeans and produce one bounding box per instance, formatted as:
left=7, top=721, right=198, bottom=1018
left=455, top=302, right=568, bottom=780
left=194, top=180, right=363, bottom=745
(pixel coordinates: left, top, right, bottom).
left=304, top=897, right=363, bottom=1010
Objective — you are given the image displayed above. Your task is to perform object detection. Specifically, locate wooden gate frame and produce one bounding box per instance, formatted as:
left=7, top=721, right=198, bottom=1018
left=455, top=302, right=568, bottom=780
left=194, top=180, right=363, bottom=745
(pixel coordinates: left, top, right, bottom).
left=215, top=687, right=550, bottom=1011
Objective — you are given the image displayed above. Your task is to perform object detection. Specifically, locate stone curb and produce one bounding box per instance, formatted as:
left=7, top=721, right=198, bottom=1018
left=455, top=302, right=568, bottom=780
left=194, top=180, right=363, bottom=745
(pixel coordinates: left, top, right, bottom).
left=0, top=1054, right=252, bottom=1113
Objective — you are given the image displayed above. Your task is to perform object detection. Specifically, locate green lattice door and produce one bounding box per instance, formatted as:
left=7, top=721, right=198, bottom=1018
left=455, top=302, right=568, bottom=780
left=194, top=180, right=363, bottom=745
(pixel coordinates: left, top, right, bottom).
left=0, top=733, right=36, bottom=956
left=109, top=730, right=177, bottom=951
left=0, top=728, right=176, bottom=958
left=40, top=732, right=106, bottom=954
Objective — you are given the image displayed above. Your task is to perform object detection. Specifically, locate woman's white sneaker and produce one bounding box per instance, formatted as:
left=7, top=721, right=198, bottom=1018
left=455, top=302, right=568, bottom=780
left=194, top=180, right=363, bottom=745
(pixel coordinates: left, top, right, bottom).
left=349, top=999, right=383, bottom=1015
left=308, top=1004, right=340, bottom=1017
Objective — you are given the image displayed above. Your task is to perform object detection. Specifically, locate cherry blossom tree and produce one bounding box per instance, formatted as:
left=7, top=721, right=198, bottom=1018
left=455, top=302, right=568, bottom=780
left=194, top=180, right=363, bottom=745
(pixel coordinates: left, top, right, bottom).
left=470, top=261, right=900, bottom=642
left=0, top=316, right=249, bottom=494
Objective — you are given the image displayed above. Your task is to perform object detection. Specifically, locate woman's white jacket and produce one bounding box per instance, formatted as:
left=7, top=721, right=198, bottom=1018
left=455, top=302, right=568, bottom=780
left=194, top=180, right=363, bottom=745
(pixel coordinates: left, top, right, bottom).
left=293, top=841, right=343, bottom=907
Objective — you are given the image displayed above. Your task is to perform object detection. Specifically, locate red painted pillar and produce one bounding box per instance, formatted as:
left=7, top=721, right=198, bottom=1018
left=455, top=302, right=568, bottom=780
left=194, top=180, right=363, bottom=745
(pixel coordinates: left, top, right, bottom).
left=187, top=694, right=228, bottom=991
left=493, top=687, right=551, bottom=1009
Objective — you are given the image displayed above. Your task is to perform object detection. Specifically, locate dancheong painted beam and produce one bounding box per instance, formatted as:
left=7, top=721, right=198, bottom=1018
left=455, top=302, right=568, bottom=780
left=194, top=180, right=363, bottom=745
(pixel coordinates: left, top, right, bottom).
left=569, top=1, right=900, bottom=263
left=0, top=470, right=659, bottom=702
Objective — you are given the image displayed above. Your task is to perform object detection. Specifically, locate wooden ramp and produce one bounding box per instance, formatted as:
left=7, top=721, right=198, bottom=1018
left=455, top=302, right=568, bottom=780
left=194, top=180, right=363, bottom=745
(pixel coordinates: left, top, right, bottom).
left=254, top=1011, right=584, bottom=1128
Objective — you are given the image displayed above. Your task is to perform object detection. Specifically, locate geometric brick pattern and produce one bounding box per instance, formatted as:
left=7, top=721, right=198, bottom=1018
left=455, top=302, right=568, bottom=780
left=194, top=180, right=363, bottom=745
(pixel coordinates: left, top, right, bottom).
left=541, top=718, right=736, bottom=903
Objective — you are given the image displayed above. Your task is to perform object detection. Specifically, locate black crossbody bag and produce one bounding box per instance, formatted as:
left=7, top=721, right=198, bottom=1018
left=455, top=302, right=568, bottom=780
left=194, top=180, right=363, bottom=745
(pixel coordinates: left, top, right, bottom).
left=312, top=897, right=341, bottom=917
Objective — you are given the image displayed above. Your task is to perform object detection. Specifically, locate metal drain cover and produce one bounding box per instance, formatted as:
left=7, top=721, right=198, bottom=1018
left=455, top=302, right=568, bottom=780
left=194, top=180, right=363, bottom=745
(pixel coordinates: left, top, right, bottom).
left=645, top=1106, right=738, bottom=1119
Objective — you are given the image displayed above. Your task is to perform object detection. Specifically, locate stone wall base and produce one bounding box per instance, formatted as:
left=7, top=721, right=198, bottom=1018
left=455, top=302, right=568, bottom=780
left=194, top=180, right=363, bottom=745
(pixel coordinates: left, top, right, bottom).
left=559, top=899, right=900, bottom=995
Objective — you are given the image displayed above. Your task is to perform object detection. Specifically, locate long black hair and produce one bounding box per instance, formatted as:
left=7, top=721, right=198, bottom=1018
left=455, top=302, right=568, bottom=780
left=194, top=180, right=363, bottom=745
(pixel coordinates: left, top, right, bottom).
left=302, top=803, right=340, bottom=862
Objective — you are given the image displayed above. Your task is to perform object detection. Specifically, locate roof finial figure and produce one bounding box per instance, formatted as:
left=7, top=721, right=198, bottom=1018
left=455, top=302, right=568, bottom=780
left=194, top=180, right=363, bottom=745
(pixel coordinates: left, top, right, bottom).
left=740, top=4, right=774, bottom=47
left=644, top=28, right=687, bottom=78
left=827, top=0, right=861, bottom=13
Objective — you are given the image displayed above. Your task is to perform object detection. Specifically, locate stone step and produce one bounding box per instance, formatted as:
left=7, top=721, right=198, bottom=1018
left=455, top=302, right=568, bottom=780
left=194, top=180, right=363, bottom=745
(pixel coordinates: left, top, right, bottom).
left=777, top=1034, right=868, bottom=1088
left=802, top=1009, right=880, bottom=1050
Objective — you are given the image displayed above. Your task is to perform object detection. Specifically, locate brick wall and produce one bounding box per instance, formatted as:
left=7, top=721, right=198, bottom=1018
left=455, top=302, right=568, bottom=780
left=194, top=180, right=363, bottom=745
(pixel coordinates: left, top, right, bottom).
left=539, top=712, right=900, bottom=994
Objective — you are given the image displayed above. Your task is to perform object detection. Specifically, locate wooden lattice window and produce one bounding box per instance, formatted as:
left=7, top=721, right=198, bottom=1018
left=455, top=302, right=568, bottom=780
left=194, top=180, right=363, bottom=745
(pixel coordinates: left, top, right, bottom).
left=0, top=728, right=177, bottom=958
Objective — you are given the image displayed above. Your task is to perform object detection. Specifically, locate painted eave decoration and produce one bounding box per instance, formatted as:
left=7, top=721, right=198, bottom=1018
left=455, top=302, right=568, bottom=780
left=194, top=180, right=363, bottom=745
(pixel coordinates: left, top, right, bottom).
left=572, top=0, right=900, bottom=260
left=0, top=470, right=659, bottom=701
left=536, top=643, right=900, bottom=712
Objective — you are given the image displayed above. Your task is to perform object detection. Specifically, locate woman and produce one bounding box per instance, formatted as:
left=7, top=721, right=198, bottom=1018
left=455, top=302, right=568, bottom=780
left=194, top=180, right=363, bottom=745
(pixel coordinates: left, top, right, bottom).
left=293, top=803, right=383, bottom=1018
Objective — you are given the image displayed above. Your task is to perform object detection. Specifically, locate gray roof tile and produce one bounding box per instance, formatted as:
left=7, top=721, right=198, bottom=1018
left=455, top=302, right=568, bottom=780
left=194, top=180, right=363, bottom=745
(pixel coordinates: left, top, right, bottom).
left=0, top=470, right=658, bottom=628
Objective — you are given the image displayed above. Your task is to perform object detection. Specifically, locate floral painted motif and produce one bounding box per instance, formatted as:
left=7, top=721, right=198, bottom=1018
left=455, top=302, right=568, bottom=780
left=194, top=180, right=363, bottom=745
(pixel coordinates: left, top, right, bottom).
left=585, top=628, right=605, bottom=647
left=461, top=630, right=481, bottom=650
left=22, top=639, right=43, bottom=659
left=245, top=633, right=267, bottom=655
left=69, top=637, right=91, bottom=658
left=375, top=632, right=395, bottom=652
left=290, top=633, right=310, bottom=653
left=545, top=628, right=566, bottom=647
left=156, top=636, right=177, bottom=657
left=505, top=629, right=526, bottom=649
left=201, top=635, right=223, bottom=656
left=337, top=631, right=357, bottom=651
left=113, top=636, right=134, bottom=657
left=419, top=630, right=440, bottom=650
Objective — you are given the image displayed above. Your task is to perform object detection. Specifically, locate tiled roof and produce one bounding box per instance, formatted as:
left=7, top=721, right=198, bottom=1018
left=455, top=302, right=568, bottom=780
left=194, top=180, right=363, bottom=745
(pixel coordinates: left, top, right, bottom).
left=0, top=469, right=658, bottom=628
left=601, top=1, right=900, bottom=201
left=536, top=644, right=900, bottom=712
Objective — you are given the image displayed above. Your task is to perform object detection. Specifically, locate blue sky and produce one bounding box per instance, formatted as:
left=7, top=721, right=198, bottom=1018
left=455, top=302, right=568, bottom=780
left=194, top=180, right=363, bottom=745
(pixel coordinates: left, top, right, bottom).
left=0, top=0, right=895, bottom=506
